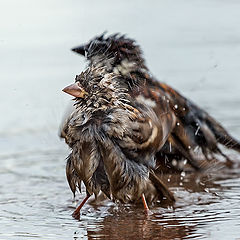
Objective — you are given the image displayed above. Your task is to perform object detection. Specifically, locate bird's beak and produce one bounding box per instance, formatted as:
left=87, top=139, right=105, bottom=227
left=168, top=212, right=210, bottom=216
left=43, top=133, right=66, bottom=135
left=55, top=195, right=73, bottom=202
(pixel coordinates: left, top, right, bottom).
left=71, top=45, right=86, bottom=56
left=62, top=82, right=88, bottom=98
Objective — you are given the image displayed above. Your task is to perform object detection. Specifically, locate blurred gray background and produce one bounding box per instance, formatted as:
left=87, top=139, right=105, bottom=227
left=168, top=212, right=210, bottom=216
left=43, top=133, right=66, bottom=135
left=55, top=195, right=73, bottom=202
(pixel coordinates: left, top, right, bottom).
left=1, top=0, right=240, bottom=239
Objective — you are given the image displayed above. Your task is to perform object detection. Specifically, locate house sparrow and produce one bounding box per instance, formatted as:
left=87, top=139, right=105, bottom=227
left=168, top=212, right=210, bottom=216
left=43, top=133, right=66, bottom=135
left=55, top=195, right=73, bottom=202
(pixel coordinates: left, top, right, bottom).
left=69, top=33, right=240, bottom=170
left=62, top=67, right=175, bottom=219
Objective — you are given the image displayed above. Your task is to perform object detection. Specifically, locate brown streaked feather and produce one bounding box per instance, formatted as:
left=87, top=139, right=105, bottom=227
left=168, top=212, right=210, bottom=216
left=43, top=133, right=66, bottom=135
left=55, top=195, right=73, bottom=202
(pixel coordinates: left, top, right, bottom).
left=70, top=33, right=240, bottom=170
left=63, top=67, right=175, bottom=207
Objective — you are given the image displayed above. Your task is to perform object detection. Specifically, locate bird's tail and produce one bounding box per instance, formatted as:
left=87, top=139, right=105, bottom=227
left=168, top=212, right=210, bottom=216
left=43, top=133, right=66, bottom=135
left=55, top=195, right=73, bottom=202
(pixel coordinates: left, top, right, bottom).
left=157, top=82, right=240, bottom=170
left=205, top=114, right=240, bottom=152
left=149, top=171, right=175, bottom=203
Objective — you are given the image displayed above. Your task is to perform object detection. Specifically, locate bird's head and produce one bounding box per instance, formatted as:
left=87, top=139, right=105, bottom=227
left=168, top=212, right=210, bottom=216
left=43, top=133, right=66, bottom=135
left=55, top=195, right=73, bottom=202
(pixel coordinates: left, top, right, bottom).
left=71, top=33, right=147, bottom=70
left=62, top=67, right=129, bottom=108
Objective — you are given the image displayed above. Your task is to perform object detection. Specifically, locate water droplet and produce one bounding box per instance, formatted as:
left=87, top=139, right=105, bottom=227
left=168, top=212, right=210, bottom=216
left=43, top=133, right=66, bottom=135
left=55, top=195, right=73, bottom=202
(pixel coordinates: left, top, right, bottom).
left=174, top=104, right=178, bottom=109
left=204, top=188, right=209, bottom=193
left=172, top=159, right=177, bottom=166
left=181, top=171, right=186, bottom=177
left=195, top=126, right=200, bottom=135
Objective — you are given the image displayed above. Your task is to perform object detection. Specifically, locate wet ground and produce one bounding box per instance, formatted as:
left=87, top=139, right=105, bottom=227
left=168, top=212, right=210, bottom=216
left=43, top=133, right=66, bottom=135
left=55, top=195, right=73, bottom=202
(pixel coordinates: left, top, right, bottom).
left=1, top=0, right=240, bottom=239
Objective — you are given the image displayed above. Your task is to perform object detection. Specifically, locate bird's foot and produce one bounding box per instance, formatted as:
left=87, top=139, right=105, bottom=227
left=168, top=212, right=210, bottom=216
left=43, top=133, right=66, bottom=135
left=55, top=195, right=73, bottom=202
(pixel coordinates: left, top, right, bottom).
left=71, top=194, right=90, bottom=220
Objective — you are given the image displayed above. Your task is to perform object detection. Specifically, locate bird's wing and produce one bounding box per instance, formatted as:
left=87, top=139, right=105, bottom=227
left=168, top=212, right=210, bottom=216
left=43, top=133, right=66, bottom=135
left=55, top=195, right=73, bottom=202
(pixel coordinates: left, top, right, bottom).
left=102, top=102, right=172, bottom=165
left=128, top=76, right=239, bottom=170
left=130, top=80, right=201, bottom=170
left=99, top=105, right=175, bottom=202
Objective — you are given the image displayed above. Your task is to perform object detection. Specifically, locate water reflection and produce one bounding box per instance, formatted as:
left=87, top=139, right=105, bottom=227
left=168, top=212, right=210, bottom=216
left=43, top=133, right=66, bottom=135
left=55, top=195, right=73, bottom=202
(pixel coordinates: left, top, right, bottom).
left=86, top=209, right=195, bottom=240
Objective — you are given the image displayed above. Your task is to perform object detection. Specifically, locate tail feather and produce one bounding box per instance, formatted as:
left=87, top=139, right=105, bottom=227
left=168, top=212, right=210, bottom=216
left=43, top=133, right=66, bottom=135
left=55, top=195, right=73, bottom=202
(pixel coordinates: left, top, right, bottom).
left=149, top=171, right=175, bottom=203
left=156, top=82, right=240, bottom=170
left=205, top=115, right=240, bottom=152
left=168, top=136, right=202, bottom=170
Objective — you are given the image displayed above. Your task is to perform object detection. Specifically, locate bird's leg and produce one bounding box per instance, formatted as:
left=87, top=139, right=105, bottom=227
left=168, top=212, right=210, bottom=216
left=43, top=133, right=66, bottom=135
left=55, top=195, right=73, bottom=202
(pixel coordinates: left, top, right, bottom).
left=72, top=193, right=90, bottom=219
left=141, top=193, right=149, bottom=212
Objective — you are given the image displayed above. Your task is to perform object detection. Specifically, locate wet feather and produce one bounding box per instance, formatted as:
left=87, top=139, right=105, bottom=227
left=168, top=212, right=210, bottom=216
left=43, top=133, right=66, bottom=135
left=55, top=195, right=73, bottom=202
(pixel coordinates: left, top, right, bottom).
left=69, top=32, right=240, bottom=170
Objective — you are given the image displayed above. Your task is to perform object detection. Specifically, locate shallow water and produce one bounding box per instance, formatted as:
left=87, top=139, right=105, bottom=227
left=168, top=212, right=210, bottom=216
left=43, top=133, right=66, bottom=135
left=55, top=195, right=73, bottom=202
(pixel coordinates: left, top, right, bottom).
left=1, top=0, right=240, bottom=239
